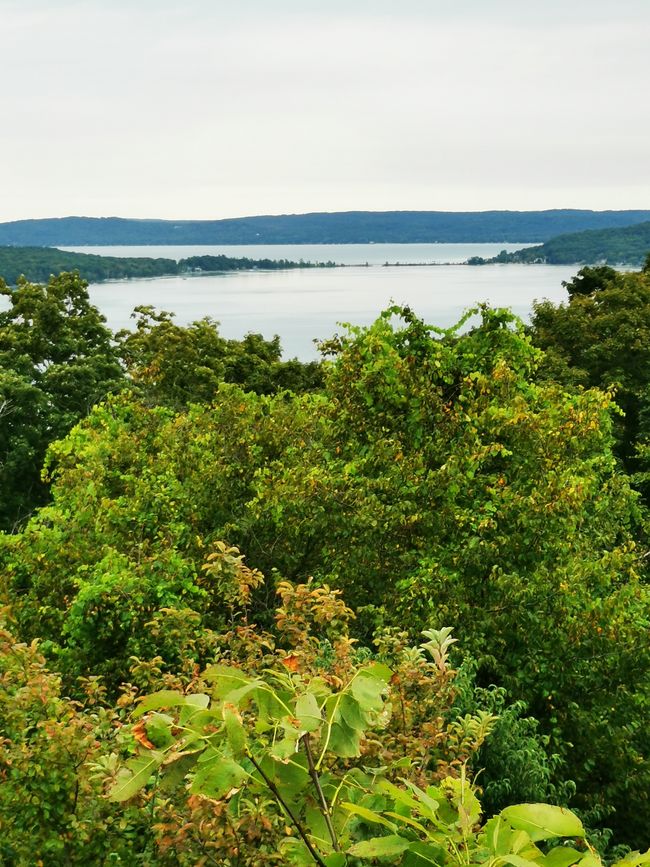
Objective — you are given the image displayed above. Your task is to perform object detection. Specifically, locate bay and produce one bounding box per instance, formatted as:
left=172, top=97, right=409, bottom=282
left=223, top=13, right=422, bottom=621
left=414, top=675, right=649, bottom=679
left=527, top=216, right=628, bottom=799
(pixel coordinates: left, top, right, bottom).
left=63, top=241, right=531, bottom=266
left=78, top=243, right=578, bottom=360
left=79, top=254, right=577, bottom=360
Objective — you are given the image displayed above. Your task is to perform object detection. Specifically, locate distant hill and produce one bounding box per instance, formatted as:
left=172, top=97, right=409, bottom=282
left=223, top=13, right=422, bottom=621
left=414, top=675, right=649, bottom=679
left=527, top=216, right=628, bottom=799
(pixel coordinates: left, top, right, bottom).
left=469, top=221, right=650, bottom=267
left=0, top=247, right=332, bottom=286
left=2, top=210, right=650, bottom=246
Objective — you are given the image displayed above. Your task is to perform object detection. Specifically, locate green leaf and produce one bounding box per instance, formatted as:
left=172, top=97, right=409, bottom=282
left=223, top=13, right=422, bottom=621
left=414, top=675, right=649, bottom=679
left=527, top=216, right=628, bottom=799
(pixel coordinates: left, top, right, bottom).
left=341, top=802, right=397, bottom=831
left=270, top=730, right=301, bottom=759
left=483, top=817, right=535, bottom=857
left=203, top=664, right=253, bottom=698
left=612, top=854, right=650, bottom=867
left=403, top=841, right=447, bottom=866
left=159, top=752, right=199, bottom=791
left=259, top=752, right=310, bottom=798
left=223, top=704, right=246, bottom=757
left=542, top=848, right=586, bottom=867
left=145, top=713, right=175, bottom=749
left=501, top=856, right=542, bottom=867
left=191, top=754, right=248, bottom=798
left=579, top=856, right=604, bottom=867
left=108, top=750, right=164, bottom=801
left=384, top=811, right=428, bottom=834
left=350, top=669, right=388, bottom=713
left=295, top=691, right=322, bottom=732
left=328, top=716, right=362, bottom=757
left=401, top=780, right=440, bottom=821
left=133, top=690, right=190, bottom=718
left=377, top=779, right=420, bottom=813
left=339, top=693, right=367, bottom=731
left=348, top=834, right=411, bottom=859
left=500, top=805, right=585, bottom=842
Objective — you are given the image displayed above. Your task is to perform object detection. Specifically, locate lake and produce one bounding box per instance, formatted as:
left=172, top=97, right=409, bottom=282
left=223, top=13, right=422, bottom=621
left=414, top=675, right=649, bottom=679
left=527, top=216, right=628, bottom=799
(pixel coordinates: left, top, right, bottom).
left=63, top=244, right=578, bottom=360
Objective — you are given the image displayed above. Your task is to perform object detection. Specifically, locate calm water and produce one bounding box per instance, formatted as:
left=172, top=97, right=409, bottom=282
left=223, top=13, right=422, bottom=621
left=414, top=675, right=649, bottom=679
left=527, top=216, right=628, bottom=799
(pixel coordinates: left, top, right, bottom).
left=76, top=244, right=578, bottom=360
left=63, top=242, right=532, bottom=266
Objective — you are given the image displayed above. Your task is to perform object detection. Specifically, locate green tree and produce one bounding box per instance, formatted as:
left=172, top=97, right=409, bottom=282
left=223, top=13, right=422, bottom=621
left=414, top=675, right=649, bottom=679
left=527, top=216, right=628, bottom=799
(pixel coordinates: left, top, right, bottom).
left=3, top=305, right=649, bottom=847
left=0, top=272, right=124, bottom=529
left=116, top=306, right=322, bottom=408
left=530, top=266, right=650, bottom=483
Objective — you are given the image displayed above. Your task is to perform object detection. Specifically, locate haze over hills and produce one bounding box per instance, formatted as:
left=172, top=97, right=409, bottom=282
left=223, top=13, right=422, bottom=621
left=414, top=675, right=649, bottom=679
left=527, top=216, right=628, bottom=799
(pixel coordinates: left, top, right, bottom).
left=2, top=210, right=650, bottom=246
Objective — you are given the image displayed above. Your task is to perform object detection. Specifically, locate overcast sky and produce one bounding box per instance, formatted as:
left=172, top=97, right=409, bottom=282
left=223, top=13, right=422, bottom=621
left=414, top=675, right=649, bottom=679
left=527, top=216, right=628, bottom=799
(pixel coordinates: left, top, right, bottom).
left=2, top=0, right=649, bottom=221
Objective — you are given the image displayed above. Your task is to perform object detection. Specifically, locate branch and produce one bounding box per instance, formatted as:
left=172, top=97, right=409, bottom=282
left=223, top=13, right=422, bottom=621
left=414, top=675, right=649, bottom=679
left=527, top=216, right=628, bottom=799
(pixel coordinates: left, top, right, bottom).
left=302, top=733, right=340, bottom=852
left=248, top=752, right=327, bottom=867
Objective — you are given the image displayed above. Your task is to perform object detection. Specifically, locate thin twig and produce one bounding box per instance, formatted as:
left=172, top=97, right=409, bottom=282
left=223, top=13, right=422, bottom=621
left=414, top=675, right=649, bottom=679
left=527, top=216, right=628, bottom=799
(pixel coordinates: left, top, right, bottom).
left=302, top=733, right=340, bottom=852
left=248, top=753, right=327, bottom=867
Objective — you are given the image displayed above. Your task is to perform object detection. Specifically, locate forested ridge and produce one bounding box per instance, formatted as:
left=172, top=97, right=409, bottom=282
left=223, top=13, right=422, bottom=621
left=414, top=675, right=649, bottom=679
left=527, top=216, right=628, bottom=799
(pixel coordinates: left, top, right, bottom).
left=1, top=265, right=650, bottom=865
left=0, top=246, right=333, bottom=286
left=469, top=223, right=650, bottom=267
left=2, top=209, right=650, bottom=246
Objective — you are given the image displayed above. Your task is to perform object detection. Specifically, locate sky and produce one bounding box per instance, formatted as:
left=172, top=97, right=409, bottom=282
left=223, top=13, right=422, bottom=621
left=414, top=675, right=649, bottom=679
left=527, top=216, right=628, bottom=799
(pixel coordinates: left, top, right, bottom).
left=1, top=0, right=649, bottom=221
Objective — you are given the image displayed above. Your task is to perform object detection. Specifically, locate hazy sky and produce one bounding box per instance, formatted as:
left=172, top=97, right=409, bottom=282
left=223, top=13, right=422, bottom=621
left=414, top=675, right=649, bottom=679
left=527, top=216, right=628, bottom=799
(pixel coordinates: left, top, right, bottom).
left=2, top=0, right=649, bottom=220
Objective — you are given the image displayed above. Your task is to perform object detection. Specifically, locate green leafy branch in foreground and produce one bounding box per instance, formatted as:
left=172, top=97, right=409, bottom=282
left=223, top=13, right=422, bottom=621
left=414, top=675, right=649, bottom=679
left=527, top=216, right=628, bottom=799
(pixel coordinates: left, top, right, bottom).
left=107, top=632, right=649, bottom=867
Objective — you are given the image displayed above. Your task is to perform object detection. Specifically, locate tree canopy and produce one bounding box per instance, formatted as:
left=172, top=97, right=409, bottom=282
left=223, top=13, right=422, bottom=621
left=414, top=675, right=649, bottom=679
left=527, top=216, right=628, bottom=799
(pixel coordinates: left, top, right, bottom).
left=1, top=270, right=650, bottom=861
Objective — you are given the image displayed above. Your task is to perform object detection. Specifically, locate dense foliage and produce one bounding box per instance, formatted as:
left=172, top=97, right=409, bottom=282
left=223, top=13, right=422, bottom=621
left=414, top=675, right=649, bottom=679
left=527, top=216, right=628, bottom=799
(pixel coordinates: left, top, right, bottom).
left=2, top=210, right=650, bottom=246
left=529, top=263, right=650, bottom=487
left=0, top=273, right=322, bottom=530
left=469, top=222, right=650, bottom=266
left=0, top=246, right=332, bottom=285
left=0, top=272, right=124, bottom=529
left=1, top=268, right=650, bottom=863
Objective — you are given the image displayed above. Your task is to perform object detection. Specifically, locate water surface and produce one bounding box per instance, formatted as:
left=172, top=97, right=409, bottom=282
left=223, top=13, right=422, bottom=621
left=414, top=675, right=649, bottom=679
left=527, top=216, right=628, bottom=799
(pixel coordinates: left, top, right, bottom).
left=85, top=250, right=576, bottom=359
left=64, top=242, right=532, bottom=266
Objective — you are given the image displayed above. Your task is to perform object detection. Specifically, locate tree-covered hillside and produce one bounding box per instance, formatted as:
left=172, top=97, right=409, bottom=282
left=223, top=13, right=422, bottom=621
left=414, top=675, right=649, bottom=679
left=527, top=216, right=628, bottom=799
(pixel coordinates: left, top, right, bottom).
left=1, top=268, right=649, bottom=864
left=0, top=246, right=332, bottom=285
left=2, top=209, right=650, bottom=246
left=470, top=221, right=650, bottom=266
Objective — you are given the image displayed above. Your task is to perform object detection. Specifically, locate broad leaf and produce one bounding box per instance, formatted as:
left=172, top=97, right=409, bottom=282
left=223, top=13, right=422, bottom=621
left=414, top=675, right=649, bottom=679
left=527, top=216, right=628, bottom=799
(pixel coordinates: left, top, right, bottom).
left=295, top=691, right=322, bottom=732
left=328, top=716, right=362, bottom=757
left=542, top=847, right=585, bottom=867
left=108, top=750, right=165, bottom=801
left=351, top=668, right=389, bottom=713
left=348, top=834, right=411, bottom=859
left=500, top=804, right=585, bottom=842
left=203, top=664, right=254, bottom=698
left=133, top=690, right=192, bottom=718
left=341, top=802, right=397, bottom=830
left=223, top=704, right=246, bottom=757
left=191, top=754, right=248, bottom=798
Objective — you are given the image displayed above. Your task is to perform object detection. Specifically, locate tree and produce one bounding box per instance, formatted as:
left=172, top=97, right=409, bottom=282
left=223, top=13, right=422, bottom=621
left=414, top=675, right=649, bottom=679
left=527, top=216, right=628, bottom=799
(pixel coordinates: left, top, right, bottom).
left=530, top=266, right=650, bottom=485
left=3, top=305, right=649, bottom=847
left=116, top=306, right=322, bottom=408
left=0, top=272, right=124, bottom=529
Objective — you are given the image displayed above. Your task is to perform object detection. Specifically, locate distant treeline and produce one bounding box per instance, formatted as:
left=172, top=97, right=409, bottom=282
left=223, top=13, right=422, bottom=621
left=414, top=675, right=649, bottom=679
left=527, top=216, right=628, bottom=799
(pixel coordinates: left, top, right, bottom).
left=0, top=247, right=334, bottom=285
left=468, top=220, right=650, bottom=267
left=2, top=209, right=650, bottom=246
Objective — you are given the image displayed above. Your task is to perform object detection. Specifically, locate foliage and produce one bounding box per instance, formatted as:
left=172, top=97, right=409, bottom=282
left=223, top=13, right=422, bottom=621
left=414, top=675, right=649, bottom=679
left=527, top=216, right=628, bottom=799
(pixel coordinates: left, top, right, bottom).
left=470, top=222, right=650, bottom=266
left=116, top=306, right=323, bottom=407
left=0, top=271, right=124, bottom=529
left=2, top=300, right=650, bottom=851
left=105, top=574, right=645, bottom=867
left=0, top=271, right=322, bottom=529
left=235, top=305, right=650, bottom=845
left=529, top=265, right=650, bottom=482
left=0, top=611, right=157, bottom=865
left=3, top=211, right=650, bottom=246
left=0, top=247, right=332, bottom=286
